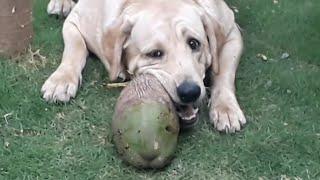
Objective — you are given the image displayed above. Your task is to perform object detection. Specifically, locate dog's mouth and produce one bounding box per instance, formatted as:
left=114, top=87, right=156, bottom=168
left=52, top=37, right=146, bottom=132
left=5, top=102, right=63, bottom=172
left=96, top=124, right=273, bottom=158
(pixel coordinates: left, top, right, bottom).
left=175, top=103, right=199, bottom=129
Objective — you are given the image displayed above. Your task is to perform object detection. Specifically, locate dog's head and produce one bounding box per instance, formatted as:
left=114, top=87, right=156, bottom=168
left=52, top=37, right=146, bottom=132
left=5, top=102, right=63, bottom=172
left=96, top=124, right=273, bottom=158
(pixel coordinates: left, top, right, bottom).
left=104, top=0, right=225, bottom=127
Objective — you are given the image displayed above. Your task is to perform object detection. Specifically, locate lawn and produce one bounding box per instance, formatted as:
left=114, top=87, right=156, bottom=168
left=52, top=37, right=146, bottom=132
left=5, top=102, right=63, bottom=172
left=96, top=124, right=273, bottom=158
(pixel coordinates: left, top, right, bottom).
left=1, top=0, right=319, bottom=179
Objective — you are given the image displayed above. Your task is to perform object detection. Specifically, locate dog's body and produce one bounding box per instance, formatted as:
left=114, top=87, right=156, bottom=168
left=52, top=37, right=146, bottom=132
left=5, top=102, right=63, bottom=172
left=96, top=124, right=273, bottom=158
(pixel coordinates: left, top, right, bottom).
left=43, top=0, right=246, bottom=133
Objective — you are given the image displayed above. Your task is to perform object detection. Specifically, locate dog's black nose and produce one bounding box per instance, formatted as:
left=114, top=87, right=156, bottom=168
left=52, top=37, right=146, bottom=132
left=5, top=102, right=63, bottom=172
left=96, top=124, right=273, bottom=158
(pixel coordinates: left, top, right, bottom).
left=177, top=81, right=201, bottom=103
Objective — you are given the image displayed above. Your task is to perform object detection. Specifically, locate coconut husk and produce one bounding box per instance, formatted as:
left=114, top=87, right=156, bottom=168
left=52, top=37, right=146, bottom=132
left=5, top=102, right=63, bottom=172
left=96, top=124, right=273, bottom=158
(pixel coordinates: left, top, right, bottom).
left=114, top=74, right=174, bottom=117
left=0, top=0, right=33, bottom=57
left=112, top=74, right=179, bottom=169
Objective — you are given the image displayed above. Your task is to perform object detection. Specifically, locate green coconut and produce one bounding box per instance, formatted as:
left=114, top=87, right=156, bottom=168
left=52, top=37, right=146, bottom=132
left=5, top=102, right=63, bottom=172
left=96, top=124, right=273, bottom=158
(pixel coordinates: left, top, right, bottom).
left=112, top=74, right=179, bottom=169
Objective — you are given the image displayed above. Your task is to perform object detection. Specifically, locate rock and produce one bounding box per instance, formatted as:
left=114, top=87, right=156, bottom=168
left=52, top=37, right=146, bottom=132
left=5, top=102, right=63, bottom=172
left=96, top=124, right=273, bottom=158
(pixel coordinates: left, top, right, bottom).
left=281, top=52, right=290, bottom=59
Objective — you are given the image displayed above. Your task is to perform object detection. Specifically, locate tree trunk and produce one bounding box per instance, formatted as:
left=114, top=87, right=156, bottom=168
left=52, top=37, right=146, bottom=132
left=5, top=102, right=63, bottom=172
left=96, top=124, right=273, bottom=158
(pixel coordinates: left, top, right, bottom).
left=0, top=0, right=33, bottom=57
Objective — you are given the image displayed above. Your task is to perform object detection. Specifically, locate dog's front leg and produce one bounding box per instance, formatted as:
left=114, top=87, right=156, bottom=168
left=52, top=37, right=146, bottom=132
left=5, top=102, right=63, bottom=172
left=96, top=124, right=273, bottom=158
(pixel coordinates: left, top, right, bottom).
left=41, top=21, right=88, bottom=103
left=210, top=26, right=246, bottom=133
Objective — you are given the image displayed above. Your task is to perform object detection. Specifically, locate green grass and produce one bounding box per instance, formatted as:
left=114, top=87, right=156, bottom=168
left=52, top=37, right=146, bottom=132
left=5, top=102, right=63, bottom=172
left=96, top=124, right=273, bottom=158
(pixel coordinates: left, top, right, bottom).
left=1, top=0, right=320, bottom=179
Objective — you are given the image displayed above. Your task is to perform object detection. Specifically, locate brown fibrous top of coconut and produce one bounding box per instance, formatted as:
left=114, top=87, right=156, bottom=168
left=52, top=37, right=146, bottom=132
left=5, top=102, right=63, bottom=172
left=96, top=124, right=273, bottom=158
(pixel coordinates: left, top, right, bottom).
left=115, top=74, right=174, bottom=116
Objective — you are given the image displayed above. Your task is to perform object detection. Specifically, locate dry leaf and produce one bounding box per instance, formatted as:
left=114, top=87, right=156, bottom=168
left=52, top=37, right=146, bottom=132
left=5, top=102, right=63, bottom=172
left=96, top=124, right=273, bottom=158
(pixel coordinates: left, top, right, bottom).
left=257, top=53, right=268, bottom=61
left=231, top=6, right=239, bottom=13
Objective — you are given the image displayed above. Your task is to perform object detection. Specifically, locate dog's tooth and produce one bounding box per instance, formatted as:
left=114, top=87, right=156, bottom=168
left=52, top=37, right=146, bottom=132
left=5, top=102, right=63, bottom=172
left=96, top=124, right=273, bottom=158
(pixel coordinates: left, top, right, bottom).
left=182, top=114, right=196, bottom=121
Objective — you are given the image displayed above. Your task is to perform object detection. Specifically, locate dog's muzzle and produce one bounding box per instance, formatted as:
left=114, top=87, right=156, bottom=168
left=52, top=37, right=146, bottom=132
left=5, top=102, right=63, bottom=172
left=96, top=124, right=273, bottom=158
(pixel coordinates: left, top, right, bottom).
left=177, top=81, right=201, bottom=103
left=175, top=104, right=199, bottom=129
left=175, top=81, right=201, bottom=129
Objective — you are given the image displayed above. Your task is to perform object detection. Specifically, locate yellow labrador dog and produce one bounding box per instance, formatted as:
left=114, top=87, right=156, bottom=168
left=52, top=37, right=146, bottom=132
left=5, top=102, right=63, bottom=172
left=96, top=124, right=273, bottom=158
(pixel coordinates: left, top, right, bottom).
left=43, top=0, right=246, bottom=133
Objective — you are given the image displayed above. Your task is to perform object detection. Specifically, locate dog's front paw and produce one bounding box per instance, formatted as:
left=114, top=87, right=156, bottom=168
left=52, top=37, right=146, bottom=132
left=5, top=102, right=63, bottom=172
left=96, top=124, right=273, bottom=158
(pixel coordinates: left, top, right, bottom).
left=209, top=88, right=246, bottom=133
left=47, top=0, right=75, bottom=17
left=41, top=69, right=80, bottom=103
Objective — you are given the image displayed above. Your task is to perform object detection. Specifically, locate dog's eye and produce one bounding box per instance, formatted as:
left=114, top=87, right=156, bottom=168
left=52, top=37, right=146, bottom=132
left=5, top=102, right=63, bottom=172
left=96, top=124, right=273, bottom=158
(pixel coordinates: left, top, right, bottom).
left=188, top=38, right=201, bottom=52
left=146, top=50, right=164, bottom=59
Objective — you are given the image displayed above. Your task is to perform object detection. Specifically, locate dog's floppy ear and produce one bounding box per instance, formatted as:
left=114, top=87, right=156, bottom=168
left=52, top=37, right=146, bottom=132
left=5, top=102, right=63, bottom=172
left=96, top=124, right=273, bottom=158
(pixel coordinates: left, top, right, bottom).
left=193, top=0, right=233, bottom=74
left=103, top=16, right=133, bottom=82
left=201, top=14, right=224, bottom=74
